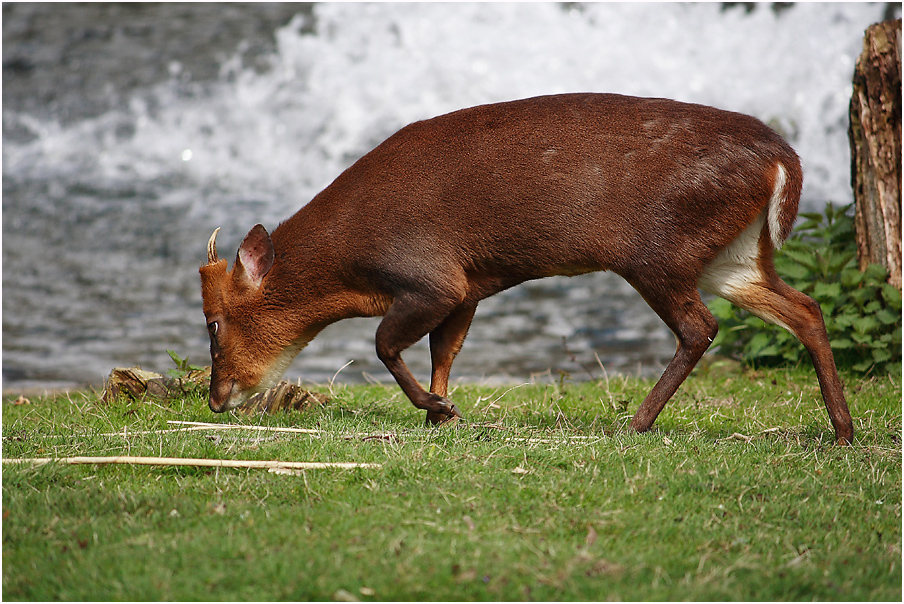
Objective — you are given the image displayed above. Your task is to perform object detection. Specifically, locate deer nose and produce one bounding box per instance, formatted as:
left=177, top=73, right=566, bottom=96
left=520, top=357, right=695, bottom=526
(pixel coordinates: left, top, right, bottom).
left=208, top=378, right=236, bottom=413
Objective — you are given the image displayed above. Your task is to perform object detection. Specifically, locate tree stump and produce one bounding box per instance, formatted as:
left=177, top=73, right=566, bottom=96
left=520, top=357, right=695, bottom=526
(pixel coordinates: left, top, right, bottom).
left=849, top=19, right=902, bottom=289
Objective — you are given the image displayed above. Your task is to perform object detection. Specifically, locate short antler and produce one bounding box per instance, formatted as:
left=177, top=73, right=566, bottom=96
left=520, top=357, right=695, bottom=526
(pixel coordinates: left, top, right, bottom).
left=207, top=227, right=221, bottom=264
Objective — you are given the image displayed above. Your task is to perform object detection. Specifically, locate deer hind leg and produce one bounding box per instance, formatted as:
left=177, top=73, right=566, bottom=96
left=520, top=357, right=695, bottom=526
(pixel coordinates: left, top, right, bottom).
left=698, top=226, right=853, bottom=445
left=426, top=304, right=477, bottom=425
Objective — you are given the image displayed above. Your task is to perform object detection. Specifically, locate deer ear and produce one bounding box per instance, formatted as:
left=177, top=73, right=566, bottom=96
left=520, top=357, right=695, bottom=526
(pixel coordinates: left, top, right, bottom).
left=234, top=224, right=274, bottom=288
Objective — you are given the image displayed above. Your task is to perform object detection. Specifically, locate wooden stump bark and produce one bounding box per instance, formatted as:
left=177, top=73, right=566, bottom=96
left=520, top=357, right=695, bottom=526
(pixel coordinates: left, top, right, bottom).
left=849, top=19, right=902, bottom=289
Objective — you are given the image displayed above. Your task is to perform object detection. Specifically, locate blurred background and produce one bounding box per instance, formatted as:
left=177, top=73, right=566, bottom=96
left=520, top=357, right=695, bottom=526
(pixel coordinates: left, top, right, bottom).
left=2, top=2, right=897, bottom=392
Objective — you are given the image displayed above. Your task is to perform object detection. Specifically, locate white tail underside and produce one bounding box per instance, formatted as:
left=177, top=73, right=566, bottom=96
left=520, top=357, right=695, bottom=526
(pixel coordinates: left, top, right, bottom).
left=767, top=162, right=788, bottom=249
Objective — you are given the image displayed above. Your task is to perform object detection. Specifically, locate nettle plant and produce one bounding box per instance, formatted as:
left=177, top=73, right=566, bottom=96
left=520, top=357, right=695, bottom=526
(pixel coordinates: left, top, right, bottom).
left=709, top=203, right=902, bottom=374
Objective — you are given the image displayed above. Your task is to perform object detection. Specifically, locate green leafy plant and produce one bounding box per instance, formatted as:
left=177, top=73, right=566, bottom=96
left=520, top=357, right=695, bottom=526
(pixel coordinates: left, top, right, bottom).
left=166, top=350, right=204, bottom=379
left=709, top=203, right=902, bottom=374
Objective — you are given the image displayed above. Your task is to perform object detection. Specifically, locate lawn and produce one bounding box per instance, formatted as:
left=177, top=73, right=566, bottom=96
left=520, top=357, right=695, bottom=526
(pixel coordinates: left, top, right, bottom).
left=2, top=366, right=901, bottom=601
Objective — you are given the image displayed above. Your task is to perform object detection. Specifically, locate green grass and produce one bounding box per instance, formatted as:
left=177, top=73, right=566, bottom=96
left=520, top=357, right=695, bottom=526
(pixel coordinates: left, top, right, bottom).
left=3, top=366, right=901, bottom=601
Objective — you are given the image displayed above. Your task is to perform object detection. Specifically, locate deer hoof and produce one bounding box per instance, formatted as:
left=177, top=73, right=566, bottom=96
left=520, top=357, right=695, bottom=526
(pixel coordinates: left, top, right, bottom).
left=425, top=403, right=461, bottom=426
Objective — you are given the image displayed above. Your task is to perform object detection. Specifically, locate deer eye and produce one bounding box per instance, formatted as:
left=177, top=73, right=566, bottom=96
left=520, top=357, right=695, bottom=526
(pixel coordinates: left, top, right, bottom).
left=207, top=321, right=219, bottom=336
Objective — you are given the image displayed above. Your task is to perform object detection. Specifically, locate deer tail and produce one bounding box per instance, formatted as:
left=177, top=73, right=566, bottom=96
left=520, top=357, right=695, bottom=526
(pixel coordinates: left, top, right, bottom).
left=766, top=159, right=802, bottom=250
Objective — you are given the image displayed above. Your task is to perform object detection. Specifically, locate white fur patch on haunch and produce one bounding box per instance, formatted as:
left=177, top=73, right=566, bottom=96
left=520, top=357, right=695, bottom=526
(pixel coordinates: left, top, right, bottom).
left=698, top=212, right=764, bottom=301
left=767, top=162, right=788, bottom=250
left=698, top=212, right=792, bottom=332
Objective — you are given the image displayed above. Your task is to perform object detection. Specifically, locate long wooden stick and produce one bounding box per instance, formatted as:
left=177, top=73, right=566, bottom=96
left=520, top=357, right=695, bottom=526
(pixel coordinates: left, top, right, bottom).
left=2, top=456, right=381, bottom=470
left=1, top=422, right=326, bottom=440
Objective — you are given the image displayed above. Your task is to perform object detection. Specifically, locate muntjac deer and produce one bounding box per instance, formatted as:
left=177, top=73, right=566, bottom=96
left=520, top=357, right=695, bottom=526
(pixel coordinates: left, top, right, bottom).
left=200, top=93, right=854, bottom=444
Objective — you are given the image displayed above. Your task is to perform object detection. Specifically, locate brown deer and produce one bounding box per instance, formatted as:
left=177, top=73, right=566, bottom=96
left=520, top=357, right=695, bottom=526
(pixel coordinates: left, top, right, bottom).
left=200, top=93, right=854, bottom=444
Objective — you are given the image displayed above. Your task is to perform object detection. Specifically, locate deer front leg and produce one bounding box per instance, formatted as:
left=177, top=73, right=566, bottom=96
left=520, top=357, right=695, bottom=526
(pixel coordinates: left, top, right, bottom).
left=375, top=292, right=463, bottom=424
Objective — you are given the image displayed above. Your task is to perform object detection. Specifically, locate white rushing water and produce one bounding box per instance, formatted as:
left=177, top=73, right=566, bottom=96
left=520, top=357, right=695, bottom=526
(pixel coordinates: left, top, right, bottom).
left=2, top=3, right=890, bottom=389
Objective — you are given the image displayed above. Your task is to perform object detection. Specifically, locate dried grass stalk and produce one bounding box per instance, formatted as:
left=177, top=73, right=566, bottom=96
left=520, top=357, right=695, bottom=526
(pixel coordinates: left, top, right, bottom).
left=167, top=420, right=324, bottom=434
